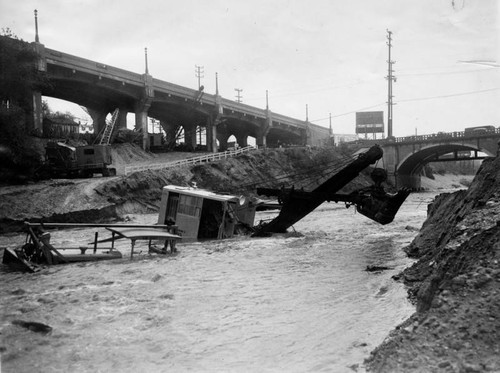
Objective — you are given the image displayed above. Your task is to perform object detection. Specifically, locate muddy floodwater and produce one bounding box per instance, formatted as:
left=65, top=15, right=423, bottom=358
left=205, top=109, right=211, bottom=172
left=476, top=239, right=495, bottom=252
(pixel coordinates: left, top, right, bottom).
left=0, top=192, right=435, bottom=372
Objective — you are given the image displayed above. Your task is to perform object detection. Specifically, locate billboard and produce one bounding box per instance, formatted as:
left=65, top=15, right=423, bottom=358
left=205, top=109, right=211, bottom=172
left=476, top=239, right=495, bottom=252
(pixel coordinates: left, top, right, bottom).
left=356, top=111, right=384, bottom=134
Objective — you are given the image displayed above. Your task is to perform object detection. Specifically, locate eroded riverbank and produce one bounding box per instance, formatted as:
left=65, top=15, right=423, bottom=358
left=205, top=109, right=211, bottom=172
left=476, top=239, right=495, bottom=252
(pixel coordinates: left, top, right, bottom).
left=365, top=156, right=500, bottom=372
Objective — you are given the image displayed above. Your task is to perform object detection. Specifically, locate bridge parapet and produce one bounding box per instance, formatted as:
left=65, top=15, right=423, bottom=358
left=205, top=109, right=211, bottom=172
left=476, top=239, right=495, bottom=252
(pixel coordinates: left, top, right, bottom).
left=220, top=98, right=267, bottom=118
left=393, top=128, right=500, bottom=144
left=45, top=47, right=144, bottom=85
left=272, top=112, right=306, bottom=128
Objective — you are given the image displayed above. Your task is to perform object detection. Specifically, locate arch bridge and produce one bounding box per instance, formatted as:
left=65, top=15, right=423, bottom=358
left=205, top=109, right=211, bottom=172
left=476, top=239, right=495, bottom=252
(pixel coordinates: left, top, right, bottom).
left=371, top=130, right=500, bottom=189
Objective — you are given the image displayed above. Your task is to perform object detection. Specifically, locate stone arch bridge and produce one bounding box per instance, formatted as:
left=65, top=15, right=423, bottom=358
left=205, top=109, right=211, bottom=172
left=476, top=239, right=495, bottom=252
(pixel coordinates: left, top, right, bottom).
left=364, top=130, right=500, bottom=189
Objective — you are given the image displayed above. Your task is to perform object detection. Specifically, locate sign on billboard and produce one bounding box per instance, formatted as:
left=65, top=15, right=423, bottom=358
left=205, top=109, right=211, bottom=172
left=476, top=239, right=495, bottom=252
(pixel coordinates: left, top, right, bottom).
left=355, top=111, right=384, bottom=134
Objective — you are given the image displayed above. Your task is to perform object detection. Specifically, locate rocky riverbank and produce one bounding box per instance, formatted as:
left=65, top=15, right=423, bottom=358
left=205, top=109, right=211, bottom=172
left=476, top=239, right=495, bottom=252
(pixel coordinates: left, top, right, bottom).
left=365, top=155, right=500, bottom=372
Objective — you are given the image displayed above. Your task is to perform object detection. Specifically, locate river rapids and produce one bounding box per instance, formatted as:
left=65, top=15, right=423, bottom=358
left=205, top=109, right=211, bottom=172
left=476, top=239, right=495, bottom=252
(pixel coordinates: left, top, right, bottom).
left=0, top=192, right=434, bottom=372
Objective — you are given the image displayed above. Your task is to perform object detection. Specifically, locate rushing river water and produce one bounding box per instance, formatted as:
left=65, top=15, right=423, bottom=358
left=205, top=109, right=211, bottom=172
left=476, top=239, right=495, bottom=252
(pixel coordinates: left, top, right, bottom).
left=0, top=192, right=435, bottom=373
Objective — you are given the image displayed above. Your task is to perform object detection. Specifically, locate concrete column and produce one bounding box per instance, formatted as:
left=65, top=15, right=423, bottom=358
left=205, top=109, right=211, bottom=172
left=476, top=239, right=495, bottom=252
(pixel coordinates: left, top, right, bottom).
left=117, top=108, right=128, bottom=129
left=257, top=115, right=272, bottom=148
left=87, top=108, right=108, bottom=135
left=304, top=121, right=311, bottom=146
left=184, top=124, right=197, bottom=151
left=382, top=145, right=398, bottom=187
left=217, top=133, right=229, bottom=151
left=135, top=110, right=149, bottom=149
left=30, top=42, right=46, bottom=135
left=235, top=134, right=248, bottom=147
left=161, top=121, right=178, bottom=149
left=32, top=90, right=43, bottom=135
left=135, top=73, right=154, bottom=150
left=206, top=116, right=218, bottom=153
left=210, top=94, right=224, bottom=153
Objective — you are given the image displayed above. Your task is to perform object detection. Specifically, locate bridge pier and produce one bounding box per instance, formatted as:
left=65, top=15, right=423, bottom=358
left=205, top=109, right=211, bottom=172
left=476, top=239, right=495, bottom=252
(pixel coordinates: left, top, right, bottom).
left=135, top=109, right=150, bottom=150
left=257, top=116, right=272, bottom=148
left=116, top=108, right=128, bottom=129
left=217, top=131, right=229, bottom=151
left=235, top=134, right=248, bottom=147
left=184, top=124, right=197, bottom=151
left=30, top=41, right=46, bottom=135
left=206, top=116, right=217, bottom=153
left=135, top=74, right=154, bottom=150
left=31, top=90, right=43, bottom=135
left=161, top=121, right=178, bottom=149
left=87, top=108, right=108, bottom=136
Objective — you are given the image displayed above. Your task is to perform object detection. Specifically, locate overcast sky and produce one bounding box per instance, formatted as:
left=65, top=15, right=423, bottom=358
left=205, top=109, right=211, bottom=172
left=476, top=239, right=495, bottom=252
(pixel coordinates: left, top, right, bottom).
left=1, top=0, right=499, bottom=137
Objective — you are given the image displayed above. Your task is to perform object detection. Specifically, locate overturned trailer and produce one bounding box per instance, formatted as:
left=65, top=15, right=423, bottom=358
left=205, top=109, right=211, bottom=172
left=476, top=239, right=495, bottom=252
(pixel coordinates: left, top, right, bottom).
left=158, top=185, right=259, bottom=240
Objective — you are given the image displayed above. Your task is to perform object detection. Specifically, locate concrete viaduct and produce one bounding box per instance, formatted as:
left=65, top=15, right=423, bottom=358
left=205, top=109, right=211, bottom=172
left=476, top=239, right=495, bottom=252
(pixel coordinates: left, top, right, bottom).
left=15, top=37, right=330, bottom=152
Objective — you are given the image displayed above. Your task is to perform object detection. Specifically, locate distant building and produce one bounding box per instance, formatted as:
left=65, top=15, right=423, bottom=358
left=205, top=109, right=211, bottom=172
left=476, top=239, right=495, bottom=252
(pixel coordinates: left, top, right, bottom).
left=331, top=133, right=359, bottom=145
left=43, top=117, right=80, bottom=138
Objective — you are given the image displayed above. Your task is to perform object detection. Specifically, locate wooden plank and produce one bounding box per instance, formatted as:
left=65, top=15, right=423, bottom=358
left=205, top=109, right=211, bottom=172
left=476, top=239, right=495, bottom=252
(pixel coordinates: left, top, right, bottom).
left=25, top=222, right=174, bottom=229
left=105, top=227, right=181, bottom=240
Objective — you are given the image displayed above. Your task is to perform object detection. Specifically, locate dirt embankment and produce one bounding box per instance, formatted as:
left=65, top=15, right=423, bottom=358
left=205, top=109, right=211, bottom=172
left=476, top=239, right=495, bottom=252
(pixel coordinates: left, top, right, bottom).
left=0, top=144, right=373, bottom=233
left=365, top=156, right=500, bottom=372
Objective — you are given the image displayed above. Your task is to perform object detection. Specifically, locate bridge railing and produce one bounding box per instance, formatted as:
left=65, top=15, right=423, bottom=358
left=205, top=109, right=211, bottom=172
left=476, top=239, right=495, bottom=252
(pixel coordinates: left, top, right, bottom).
left=123, top=145, right=257, bottom=175
left=220, top=98, right=267, bottom=118
left=355, top=128, right=500, bottom=145
left=393, top=127, right=500, bottom=143
left=45, top=48, right=144, bottom=85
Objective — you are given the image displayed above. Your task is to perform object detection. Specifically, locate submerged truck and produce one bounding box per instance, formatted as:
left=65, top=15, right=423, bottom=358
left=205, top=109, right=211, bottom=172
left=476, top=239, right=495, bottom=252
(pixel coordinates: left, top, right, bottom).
left=43, top=141, right=117, bottom=178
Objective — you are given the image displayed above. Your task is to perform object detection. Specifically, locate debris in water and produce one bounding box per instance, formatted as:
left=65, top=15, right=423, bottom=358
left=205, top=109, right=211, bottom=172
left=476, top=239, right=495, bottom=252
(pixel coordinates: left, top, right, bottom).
left=12, top=320, right=53, bottom=334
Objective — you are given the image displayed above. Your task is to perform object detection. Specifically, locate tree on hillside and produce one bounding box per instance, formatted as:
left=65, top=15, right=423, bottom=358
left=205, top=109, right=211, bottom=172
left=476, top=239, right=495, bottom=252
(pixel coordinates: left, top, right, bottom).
left=0, top=31, right=50, bottom=113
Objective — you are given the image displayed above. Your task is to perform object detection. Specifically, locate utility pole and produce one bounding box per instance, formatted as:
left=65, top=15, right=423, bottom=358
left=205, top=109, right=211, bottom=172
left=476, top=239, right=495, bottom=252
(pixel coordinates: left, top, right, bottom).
left=329, top=113, right=332, bottom=135
left=34, top=9, right=40, bottom=42
left=386, top=29, right=396, bottom=139
left=195, top=65, right=204, bottom=89
left=215, top=72, right=219, bottom=95
left=234, top=88, right=243, bottom=103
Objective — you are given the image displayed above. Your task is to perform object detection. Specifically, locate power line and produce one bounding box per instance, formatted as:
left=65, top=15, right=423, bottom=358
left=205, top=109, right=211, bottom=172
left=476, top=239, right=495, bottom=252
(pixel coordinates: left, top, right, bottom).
left=398, top=87, right=500, bottom=103
left=310, top=86, right=500, bottom=124
left=310, top=102, right=386, bottom=123
left=398, top=67, right=497, bottom=77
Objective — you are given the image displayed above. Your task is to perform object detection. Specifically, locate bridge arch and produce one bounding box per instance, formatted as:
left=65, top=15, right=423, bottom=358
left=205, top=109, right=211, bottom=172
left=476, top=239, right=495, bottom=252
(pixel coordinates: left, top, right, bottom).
left=396, top=142, right=492, bottom=189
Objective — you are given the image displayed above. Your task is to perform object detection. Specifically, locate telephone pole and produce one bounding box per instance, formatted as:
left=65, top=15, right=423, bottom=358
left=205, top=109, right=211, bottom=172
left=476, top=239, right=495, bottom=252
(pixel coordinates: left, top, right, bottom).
left=195, top=65, right=204, bottom=89
left=386, top=29, right=396, bottom=139
left=234, top=88, right=243, bottom=103
left=34, top=9, right=40, bottom=42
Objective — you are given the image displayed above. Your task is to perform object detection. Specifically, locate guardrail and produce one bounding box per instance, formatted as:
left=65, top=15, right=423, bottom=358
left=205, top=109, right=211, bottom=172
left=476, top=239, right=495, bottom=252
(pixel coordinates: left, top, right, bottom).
left=124, top=146, right=257, bottom=175
left=351, top=128, right=500, bottom=146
